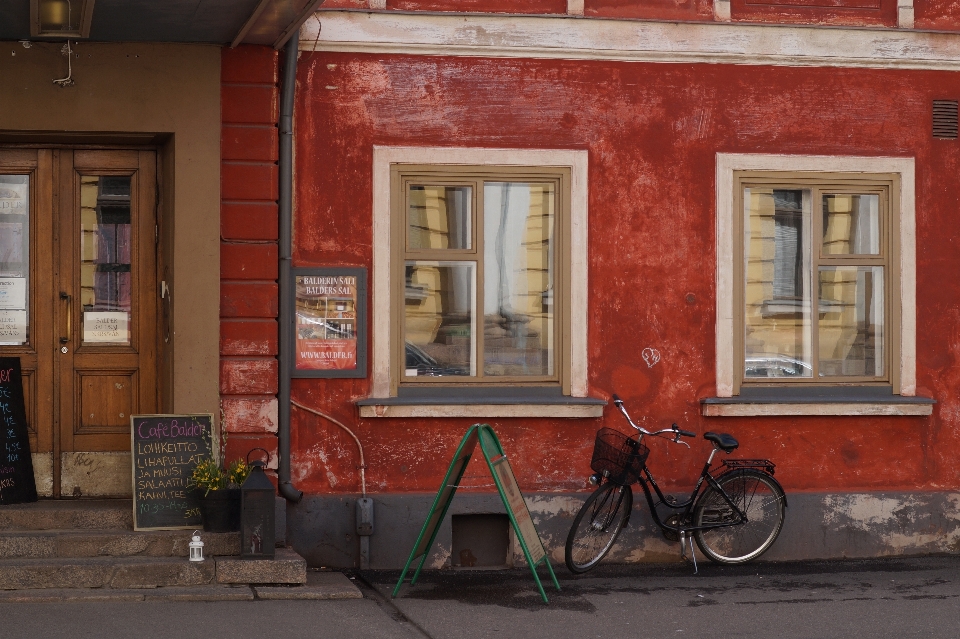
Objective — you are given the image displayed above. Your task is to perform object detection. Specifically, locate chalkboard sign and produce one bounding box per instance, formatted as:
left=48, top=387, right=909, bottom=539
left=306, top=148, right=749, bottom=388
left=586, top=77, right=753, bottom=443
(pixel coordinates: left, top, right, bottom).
left=131, top=414, right=213, bottom=530
left=0, top=357, right=37, bottom=505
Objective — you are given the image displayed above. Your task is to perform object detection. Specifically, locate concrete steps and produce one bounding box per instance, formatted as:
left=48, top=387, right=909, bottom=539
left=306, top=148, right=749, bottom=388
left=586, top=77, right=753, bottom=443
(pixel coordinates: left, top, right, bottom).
left=0, top=499, right=317, bottom=599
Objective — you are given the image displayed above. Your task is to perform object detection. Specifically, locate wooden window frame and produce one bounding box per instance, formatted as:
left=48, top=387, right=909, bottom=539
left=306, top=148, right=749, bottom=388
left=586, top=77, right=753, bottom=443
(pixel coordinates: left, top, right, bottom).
left=390, top=165, right=572, bottom=392
left=733, top=172, right=900, bottom=392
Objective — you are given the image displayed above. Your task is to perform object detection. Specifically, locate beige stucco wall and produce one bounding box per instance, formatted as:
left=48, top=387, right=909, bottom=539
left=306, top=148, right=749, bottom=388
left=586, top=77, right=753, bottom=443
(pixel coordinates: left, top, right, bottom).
left=0, top=41, right=221, bottom=416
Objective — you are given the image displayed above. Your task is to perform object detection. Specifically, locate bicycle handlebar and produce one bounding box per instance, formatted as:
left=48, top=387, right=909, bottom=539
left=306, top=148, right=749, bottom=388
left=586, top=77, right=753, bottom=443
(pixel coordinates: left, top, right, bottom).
left=611, top=394, right=695, bottom=443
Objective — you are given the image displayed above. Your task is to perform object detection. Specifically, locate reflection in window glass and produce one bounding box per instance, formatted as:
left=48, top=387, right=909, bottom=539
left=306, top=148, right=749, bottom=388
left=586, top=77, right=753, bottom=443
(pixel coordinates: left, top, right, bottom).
left=483, top=182, right=555, bottom=377
left=403, top=261, right=475, bottom=377
left=80, top=175, right=131, bottom=345
left=819, top=266, right=884, bottom=377
left=0, top=175, right=29, bottom=345
left=822, top=194, right=880, bottom=255
left=743, top=188, right=813, bottom=378
left=407, top=186, right=472, bottom=250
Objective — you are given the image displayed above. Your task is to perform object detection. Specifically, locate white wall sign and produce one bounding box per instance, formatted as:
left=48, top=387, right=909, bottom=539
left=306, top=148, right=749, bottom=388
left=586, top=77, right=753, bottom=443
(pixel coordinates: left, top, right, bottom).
left=0, top=278, right=26, bottom=310
left=83, top=312, right=130, bottom=343
left=0, top=310, right=27, bottom=344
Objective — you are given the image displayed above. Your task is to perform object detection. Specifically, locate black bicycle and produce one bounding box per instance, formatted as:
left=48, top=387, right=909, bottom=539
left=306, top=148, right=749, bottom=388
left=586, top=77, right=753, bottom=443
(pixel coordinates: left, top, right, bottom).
left=565, top=394, right=786, bottom=573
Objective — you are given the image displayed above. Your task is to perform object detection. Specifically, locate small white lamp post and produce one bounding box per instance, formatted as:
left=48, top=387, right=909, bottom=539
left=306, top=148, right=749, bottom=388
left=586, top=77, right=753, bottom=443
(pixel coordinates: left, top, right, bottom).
left=189, top=530, right=205, bottom=562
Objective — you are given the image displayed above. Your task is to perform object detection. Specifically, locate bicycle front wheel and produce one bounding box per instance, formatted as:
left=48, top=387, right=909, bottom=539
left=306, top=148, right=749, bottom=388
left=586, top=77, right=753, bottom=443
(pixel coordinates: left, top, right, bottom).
left=693, top=469, right=785, bottom=565
left=565, top=482, right=633, bottom=574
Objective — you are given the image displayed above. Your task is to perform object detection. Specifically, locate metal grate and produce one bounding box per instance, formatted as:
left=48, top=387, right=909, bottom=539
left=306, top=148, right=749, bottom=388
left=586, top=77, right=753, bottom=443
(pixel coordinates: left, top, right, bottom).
left=933, top=100, right=959, bottom=139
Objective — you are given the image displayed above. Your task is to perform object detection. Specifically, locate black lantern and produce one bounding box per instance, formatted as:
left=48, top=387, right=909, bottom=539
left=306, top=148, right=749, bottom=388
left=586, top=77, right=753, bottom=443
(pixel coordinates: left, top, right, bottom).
left=240, top=448, right=275, bottom=559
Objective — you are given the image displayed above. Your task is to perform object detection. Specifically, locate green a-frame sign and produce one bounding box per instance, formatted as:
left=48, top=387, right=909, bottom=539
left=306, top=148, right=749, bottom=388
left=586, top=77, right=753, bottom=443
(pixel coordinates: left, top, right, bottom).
left=393, top=424, right=561, bottom=603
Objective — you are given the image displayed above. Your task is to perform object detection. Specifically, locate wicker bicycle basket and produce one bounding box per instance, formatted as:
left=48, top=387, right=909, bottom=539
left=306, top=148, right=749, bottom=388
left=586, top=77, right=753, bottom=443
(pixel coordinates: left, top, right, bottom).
left=590, top=428, right=649, bottom=486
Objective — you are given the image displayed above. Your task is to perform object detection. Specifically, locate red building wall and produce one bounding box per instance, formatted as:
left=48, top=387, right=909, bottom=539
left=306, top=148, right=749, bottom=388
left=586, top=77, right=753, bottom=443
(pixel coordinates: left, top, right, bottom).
left=220, top=46, right=281, bottom=470
left=288, top=52, right=960, bottom=500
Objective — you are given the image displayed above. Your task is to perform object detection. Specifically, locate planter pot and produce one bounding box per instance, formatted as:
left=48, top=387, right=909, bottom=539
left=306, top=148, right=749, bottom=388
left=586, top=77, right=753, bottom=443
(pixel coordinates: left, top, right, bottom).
left=200, top=488, right=241, bottom=532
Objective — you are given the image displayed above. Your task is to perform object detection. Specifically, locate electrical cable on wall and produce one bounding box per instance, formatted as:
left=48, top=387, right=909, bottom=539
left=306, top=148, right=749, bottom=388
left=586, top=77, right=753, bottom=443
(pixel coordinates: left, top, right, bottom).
left=291, top=400, right=366, bottom=497
left=53, top=40, right=75, bottom=87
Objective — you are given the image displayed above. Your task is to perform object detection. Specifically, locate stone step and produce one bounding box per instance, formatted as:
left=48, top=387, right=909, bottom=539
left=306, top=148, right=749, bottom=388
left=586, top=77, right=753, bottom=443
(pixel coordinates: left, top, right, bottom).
left=0, top=555, right=217, bottom=590
left=0, top=529, right=240, bottom=559
left=0, top=548, right=308, bottom=590
left=0, top=500, right=132, bottom=531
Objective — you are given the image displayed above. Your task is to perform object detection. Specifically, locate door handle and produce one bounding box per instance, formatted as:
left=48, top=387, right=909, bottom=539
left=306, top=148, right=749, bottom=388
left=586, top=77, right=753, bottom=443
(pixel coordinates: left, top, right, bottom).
left=60, top=292, right=71, bottom=344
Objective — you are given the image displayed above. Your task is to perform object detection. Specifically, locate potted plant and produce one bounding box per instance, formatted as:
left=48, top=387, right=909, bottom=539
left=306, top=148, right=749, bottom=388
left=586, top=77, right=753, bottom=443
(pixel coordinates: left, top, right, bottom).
left=190, top=457, right=251, bottom=532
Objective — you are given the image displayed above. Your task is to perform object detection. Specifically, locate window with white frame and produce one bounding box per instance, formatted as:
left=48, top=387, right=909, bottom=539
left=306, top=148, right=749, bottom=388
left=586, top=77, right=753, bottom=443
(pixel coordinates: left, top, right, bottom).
left=365, top=147, right=592, bottom=417
left=714, top=154, right=917, bottom=402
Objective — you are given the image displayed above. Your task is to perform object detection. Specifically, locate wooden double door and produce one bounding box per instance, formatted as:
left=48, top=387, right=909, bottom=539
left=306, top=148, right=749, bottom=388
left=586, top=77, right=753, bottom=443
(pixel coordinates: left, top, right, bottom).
left=0, top=148, right=158, bottom=498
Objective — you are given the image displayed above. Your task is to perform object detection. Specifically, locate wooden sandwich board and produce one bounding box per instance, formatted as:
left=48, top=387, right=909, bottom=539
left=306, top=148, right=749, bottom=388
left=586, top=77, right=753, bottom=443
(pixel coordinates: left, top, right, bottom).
left=393, top=424, right=560, bottom=603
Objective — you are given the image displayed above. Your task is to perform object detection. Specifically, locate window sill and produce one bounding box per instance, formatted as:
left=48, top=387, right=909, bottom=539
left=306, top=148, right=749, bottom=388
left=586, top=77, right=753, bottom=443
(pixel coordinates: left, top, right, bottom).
left=357, top=394, right=606, bottom=418
left=701, top=391, right=935, bottom=417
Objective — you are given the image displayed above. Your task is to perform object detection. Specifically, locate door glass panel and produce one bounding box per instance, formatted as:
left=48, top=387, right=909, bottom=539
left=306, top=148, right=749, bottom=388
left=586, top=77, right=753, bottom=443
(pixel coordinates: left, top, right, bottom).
left=403, top=261, right=475, bottom=377
left=80, top=175, right=131, bottom=345
left=0, top=175, right=29, bottom=346
left=483, top=182, right=556, bottom=377
left=743, top=188, right=814, bottom=378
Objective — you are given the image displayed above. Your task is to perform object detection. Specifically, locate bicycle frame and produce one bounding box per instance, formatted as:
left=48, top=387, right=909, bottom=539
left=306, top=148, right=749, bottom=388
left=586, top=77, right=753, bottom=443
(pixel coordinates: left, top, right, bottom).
left=630, top=450, right=749, bottom=536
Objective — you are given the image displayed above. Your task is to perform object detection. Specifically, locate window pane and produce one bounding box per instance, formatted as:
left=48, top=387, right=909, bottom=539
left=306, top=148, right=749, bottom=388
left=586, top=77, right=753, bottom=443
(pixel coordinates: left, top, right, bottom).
left=743, top=188, right=813, bottom=378
left=483, top=182, right=555, bottom=377
left=403, top=261, right=475, bottom=377
left=818, top=266, right=884, bottom=377
left=80, top=175, right=131, bottom=345
left=0, top=175, right=29, bottom=346
left=822, top=194, right=880, bottom=255
left=407, top=185, right=472, bottom=250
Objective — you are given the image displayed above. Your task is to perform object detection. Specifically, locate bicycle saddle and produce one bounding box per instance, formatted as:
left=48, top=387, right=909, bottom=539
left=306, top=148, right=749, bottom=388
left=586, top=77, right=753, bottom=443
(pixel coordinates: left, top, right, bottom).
left=704, top=432, right=739, bottom=453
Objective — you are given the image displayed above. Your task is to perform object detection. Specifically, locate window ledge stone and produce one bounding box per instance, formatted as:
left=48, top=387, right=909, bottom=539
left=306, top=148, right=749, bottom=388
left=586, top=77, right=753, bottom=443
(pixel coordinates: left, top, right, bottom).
left=701, top=395, right=935, bottom=417
left=357, top=396, right=605, bottom=418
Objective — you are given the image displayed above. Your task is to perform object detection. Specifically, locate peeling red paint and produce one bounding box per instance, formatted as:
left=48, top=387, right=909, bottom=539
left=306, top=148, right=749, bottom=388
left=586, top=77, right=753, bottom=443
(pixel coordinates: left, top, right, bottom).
left=916, top=0, right=960, bottom=30
left=586, top=0, right=714, bottom=21
left=283, top=52, right=960, bottom=500
left=223, top=396, right=279, bottom=434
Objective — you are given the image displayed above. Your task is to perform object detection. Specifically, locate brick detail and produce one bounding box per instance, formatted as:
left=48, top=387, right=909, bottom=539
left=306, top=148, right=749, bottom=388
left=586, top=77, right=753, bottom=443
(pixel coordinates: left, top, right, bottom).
left=221, top=282, right=279, bottom=318
left=222, top=85, right=279, bottom=125
left=222, top=45, right=278, bottom=85
left=222, top=396, right=279, bottom=434
left=221, top=243, right=279, bottom=280
left=222, top=203, right=279, bottom=241
left=224, top=434, right=279, bottom=471
left=221, top=319, right=278, bottom=356
left=220, top=358, right=279, bottom=395
left=222, top=163, right=279, bottom=202
left=223, top=125, right=278, bottom=162
left=220, top=45, right=280, bottom=452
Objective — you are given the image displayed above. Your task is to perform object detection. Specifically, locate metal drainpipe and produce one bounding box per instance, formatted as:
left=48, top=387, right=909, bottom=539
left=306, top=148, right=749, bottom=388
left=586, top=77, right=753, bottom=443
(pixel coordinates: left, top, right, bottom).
left=277, top=38, right=304, bottom=504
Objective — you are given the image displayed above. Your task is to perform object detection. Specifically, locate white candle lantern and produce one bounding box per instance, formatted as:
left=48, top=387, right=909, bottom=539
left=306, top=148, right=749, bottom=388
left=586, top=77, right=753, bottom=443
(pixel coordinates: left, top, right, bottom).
left=189, top=531, right=205, bottom=562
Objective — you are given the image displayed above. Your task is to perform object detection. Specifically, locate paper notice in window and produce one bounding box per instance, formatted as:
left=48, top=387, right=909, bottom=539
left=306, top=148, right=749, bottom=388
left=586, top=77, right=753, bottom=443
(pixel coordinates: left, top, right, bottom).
left=83, top=312, right=129, bottom=343
left=0, top=279, right=25, bottom=310
left=0, top=310, right=26, bottom=344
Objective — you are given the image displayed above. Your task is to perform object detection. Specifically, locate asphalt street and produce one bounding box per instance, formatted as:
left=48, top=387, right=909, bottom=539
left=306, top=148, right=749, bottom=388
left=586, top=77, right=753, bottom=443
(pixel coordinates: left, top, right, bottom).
left=2, top=557, right=960, bottom=639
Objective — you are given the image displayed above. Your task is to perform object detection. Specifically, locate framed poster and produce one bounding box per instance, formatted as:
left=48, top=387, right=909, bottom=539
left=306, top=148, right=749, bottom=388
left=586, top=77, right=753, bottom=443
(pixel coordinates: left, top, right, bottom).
left=291, top=267, right=367, bottom=378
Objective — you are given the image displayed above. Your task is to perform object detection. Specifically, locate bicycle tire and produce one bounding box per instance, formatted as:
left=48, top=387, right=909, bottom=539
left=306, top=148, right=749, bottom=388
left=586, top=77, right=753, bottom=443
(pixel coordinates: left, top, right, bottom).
left=565, top=482, right=633, bottom=574
left=692, top=469, right=785, bottom=565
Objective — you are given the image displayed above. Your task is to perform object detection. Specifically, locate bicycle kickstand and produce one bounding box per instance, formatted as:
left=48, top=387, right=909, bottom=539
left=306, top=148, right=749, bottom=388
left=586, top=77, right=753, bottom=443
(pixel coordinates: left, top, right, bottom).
left=679, top=531, right=698, bottom=575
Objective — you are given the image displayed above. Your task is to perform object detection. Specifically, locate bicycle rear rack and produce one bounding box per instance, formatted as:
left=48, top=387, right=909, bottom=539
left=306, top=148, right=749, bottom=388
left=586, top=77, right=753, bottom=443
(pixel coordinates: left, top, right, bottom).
left=722, top=459, right=775, bottom=475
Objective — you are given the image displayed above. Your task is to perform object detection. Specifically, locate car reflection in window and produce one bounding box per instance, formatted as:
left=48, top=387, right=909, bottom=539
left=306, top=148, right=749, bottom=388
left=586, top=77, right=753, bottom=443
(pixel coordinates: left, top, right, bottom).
left=405, top=342, right=468, bottom=377
left=744, top=354, right=813, bottom=378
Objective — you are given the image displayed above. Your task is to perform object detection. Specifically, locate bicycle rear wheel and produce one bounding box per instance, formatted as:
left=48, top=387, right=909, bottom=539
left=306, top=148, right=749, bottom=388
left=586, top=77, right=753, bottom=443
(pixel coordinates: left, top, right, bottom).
left=565, top=482, right=633, bottom=574
left=693, top=469, right=785, bottom=565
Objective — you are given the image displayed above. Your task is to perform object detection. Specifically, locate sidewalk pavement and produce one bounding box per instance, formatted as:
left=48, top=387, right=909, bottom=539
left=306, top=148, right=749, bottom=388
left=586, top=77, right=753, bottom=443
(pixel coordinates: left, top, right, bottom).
left=3, top=557, right=960, bottom=639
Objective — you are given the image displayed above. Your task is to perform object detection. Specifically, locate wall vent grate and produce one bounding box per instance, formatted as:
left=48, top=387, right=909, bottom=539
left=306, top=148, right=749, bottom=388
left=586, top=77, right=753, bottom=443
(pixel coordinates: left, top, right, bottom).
left=933, top=100, right=959, bottom=139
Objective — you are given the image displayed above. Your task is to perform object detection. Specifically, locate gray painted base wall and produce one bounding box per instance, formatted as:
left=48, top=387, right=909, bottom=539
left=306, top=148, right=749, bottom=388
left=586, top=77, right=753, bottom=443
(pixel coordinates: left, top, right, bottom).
left=286, top=491, right=960, bottom=569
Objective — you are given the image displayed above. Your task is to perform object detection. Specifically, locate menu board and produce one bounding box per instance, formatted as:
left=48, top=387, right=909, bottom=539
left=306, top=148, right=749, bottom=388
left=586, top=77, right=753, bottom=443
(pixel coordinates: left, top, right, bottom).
left=131, top=414, right=213, bottom=530
left=0, top=357, right=37, bottom=505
